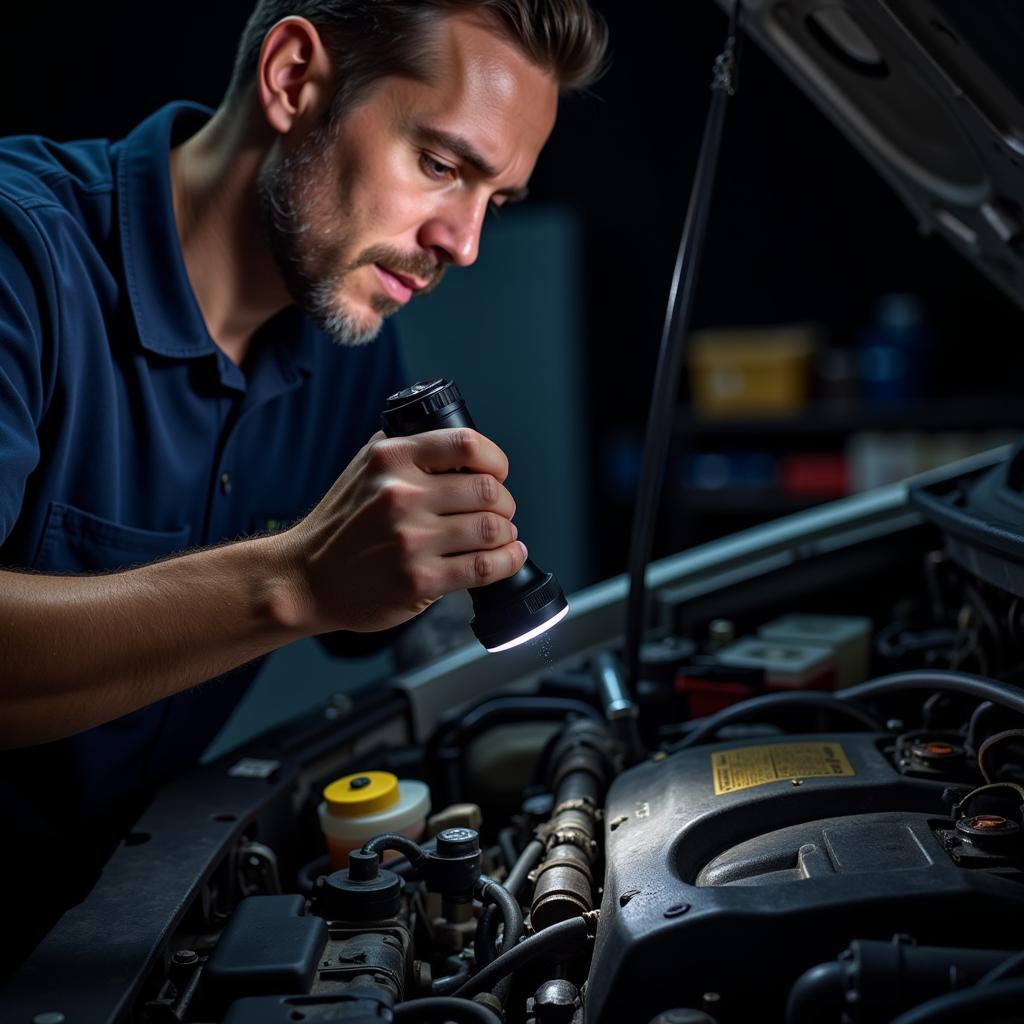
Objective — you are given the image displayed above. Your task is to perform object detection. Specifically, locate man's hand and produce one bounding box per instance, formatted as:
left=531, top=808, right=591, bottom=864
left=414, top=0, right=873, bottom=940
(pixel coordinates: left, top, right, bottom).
left=281, top=427, right=529, bottom=634
left=0, top=426, right=528, bottom=748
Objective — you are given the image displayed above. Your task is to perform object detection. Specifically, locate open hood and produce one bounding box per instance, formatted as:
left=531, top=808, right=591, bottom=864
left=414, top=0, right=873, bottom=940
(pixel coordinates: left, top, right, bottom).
left=718, top=0, right=1024, bottom=311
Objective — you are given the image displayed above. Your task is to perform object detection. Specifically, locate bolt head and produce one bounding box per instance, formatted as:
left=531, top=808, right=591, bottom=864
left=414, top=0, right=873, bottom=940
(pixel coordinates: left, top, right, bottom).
left=971, top=815, right=1009, bottom=830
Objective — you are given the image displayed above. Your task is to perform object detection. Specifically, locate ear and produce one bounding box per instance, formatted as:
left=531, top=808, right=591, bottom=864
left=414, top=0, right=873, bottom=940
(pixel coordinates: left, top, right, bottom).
left=256, top=17, right=333, bottom=135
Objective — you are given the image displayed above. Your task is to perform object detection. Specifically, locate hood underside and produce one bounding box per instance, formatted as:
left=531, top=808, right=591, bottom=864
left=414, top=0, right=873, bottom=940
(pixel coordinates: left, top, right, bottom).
left=718, top=0, right=1024, bottom=310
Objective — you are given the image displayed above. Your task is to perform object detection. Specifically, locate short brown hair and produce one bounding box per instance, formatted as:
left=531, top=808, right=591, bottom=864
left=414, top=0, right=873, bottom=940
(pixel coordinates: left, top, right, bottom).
left=225, top=0, right=609, bottom=118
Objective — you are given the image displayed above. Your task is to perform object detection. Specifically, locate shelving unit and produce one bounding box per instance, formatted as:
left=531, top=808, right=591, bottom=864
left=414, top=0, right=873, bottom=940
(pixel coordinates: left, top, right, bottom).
left=675, top=397, right=1024, bottom=438
left=664, top=396, right=1024, bottom=549
left=597, top=398, right=1024, bottom=567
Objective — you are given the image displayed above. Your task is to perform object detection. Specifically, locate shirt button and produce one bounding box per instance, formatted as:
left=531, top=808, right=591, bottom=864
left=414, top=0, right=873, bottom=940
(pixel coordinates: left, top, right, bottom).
left=220, top=472, right=232, bottom=496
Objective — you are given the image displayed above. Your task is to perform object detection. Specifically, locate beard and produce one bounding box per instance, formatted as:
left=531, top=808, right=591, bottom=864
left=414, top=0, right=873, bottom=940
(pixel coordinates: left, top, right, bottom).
left=257, top=122, right=443, bottom=347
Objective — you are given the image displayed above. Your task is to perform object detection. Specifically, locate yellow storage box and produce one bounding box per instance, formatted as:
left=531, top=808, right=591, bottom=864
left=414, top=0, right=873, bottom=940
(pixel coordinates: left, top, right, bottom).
left=688, top=325, right=818, bottom=418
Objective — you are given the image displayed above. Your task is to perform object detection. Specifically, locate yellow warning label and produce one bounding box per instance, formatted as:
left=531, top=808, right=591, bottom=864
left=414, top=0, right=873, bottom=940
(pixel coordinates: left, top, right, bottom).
left=712, top=741, right=855, bottom=795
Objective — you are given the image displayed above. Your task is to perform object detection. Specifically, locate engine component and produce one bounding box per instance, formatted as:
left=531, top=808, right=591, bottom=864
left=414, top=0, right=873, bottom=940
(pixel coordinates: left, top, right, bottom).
left=312, top=851, right=404, bottom=923
left=320, top=926, right=415, bottom=1005
left=199, top=895, right=327, bottom=1016
left=893, top=731, right=975, bottom=782
left=758, top=614, right=872, bottom=689
left=592, top=650, right=643, bottom=761
left=455, top=914, right=598, bottom=1001
left=587, top=731, right=1024, bottom=1023
left=531, top=719, right=620, bottom=931
left=222, top=988, right=394, bottom=1023
left=786, top=937, right=1009, bottom=1024
left=715, top=636, right=836, bottom=690
left=317, top=771, right=430, bottom=871
left=529, top=978, right=581, bottom=1024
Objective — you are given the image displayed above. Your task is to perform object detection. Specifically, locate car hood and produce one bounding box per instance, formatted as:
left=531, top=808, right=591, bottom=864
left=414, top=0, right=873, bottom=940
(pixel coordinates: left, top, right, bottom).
left=718, top=0, right=1024, bottom=311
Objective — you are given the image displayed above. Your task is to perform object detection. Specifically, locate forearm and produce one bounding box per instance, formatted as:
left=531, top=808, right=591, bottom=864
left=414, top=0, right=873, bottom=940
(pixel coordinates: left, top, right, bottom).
left=0, top=428, right=528, bottom=749
left=0, top=533, right=309, bottom=749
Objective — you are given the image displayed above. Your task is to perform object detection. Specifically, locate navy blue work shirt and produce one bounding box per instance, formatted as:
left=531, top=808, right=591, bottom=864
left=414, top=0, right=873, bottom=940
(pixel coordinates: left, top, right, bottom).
left=0, top=102, right=407, bottom=942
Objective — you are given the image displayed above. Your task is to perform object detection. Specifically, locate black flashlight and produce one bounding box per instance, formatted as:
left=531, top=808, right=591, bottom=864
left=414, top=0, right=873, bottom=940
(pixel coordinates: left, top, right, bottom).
left=380, top=379, right=569, bottom=652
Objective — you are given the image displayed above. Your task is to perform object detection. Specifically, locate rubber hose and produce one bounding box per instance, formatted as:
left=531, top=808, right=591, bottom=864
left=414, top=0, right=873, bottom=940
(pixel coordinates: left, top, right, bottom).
left=785, top=962, right=846, bottom=1024
left=838, top=671, right=1024, bottom=718
left=473, top=876, right=524, bottom=971
left=888, top=979, right=1024, bottom=1024
left=432, top=955, right=471, bottom=996
left=361, top=832, right=425, bottom=864
left=498, top=827, right=519, bottom=874
left=477, top=838, right=545, bottom=966
left=455, top=916, right=590, bottom=1000
left=979, top=948, right=1024, bottom=985
left=671, top=691, right=885, bottom=750
left=394, top=996, right=498, bottom=1022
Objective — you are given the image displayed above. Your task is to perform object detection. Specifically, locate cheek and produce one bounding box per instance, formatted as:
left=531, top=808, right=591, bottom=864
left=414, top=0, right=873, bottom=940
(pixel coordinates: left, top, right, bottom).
left=349, top=149, right=436, bottom=239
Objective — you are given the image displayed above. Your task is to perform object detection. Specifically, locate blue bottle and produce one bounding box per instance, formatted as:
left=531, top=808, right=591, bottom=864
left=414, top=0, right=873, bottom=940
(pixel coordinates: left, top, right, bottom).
left=859, top=293, right=930, bottom=404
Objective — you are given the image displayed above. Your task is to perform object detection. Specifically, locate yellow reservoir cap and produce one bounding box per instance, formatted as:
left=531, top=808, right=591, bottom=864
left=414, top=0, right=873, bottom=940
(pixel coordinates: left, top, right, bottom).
left=323, top=771, right=400, bottom=818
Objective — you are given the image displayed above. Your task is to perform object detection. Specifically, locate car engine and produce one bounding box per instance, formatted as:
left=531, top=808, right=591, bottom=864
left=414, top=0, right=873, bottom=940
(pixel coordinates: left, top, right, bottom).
left=7, top=446, right=1024, bottom=1024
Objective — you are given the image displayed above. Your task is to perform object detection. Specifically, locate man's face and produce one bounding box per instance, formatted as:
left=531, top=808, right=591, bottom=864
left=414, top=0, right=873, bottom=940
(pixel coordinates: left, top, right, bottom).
left=258, top=13, right=560, bottom=346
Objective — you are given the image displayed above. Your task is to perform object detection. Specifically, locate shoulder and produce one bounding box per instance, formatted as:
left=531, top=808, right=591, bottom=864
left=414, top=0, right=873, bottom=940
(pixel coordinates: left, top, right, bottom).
left=0, top=134, right=118, bottom=320
left=0, top=134, right=116, bottom=270
left=0, top=133, right=114, bottom=213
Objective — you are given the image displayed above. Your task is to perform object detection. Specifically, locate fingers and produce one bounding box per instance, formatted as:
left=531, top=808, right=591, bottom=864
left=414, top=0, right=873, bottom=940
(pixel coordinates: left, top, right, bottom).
left=369, top=429, right=510, bottom=481
left=443, top=540, right=529, bottom=590
left=422, top=471, right=516, bottom=519
left=421, top=511, right=519, bottom=557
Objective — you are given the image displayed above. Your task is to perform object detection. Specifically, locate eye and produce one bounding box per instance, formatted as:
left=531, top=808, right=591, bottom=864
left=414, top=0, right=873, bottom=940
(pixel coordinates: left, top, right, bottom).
left=420, top=153, right=457, bottom=182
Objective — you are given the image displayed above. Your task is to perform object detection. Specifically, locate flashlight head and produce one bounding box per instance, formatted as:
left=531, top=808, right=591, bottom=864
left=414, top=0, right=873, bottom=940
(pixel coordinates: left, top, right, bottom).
left=469, top=559, right=569, bottom=653
left=381, top=379, right=473, bottom=435
left=380, top=379, right=570, bottom=654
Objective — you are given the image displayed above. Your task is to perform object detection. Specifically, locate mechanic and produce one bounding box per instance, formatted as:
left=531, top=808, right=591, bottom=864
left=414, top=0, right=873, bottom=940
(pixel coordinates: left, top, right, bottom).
left=0, top=0, right=608, bottom=969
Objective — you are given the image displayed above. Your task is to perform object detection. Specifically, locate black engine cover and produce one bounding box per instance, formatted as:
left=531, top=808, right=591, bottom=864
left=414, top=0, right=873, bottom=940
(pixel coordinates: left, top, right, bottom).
left=586, top=733, right=1024, bottom=1024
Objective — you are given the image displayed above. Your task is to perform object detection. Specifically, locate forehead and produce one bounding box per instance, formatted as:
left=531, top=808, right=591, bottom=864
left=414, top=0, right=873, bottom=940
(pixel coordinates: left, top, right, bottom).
left=383, top=13, right=559, bottom=175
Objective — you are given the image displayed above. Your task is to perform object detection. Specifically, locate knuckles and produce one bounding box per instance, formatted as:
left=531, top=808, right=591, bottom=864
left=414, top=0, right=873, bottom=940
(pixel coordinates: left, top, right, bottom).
left=473, top=473, right=500, bottom=506
left=478, top=512, right=504, bottom=546
left=391, top=525, right=419, bottom=558
left=448, top=428, right=479, bottom=463
left=379, top=478, right=417, bottom=520
left=403, top=562, right=436, bottom=601
left=366, top=437, right=406, bottom=473
left=473, top=551, right=498, bottom=584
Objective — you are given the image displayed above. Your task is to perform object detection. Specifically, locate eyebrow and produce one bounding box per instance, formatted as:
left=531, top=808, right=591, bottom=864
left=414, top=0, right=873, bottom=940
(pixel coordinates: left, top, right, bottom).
left=413, top=124, right=530, bottom=203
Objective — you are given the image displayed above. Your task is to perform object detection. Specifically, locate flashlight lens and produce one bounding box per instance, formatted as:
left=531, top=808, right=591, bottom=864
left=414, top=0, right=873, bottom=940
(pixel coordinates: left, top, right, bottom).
left=484, top=602, right=570, bottom=653
left=469, top=559, right=567, bottom=653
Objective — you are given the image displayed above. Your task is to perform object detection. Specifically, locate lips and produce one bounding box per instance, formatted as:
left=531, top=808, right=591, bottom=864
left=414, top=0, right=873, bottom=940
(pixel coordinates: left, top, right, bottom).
left=372, top=264, right=429, bottom=304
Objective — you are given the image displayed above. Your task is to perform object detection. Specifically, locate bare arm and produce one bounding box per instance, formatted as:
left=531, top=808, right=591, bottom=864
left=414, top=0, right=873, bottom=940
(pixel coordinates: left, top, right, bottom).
left=1, top=428, right=526, bottom=749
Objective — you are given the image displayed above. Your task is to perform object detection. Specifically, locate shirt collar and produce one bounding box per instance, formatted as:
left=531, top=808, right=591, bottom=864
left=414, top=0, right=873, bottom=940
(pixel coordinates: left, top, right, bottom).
left=115, top=101, right=220, bottom=359
left=114, top=102, right=322, bottom=378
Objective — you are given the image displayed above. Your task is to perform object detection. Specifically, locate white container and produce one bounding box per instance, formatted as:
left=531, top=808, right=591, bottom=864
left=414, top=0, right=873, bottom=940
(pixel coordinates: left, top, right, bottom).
left=759, top=614, right=872, bottom=688
left=716, top=636, right=834, bottom=689
left=317, top=771, right=431, bottom=870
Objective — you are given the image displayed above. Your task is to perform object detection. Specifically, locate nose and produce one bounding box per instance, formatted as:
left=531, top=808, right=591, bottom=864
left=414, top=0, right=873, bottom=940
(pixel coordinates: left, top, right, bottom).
left=417, top=194, right=488, bottom=268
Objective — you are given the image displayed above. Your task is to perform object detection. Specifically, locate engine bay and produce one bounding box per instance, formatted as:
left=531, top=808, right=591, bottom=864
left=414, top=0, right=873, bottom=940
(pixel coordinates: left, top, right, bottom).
left=7, top=446, right=1024, bottom=1023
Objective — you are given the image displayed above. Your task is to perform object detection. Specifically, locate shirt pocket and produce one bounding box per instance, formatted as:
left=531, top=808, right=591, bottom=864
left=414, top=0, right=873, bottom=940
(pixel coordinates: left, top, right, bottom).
left=32, top=501, right=191, bottom=573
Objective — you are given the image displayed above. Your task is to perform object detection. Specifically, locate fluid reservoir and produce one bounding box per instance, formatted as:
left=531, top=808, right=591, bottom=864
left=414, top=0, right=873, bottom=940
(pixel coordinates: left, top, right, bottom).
left=318, top=771, right=430, bottom=870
